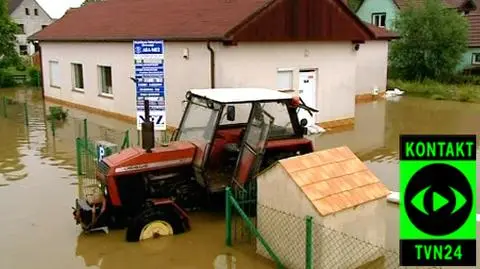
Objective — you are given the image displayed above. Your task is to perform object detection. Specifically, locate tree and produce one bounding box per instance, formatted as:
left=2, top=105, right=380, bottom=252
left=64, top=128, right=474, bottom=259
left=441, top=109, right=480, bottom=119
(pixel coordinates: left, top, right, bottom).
left=389, top=0, right=468, bottom=81
left=81, top=0, right=104, bottom=7
left=0, top=0, right=20, bottom=68
left=347, top=0, right=362, bottom=12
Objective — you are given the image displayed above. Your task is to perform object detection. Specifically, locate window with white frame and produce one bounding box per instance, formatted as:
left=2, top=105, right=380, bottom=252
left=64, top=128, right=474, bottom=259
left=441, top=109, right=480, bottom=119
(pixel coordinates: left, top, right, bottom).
left=372, top=13, right=386, bottom=28
left=19, top=45, right=28, bottom=55
left=49, top=60, right=60, bottom=88
left=472, top=53, right=480, bottom=65
left=71, top=63, right=84, bottom=90
left=98, top=65, right=113, bottom=95
left=276, top=69, right=293, bottom=91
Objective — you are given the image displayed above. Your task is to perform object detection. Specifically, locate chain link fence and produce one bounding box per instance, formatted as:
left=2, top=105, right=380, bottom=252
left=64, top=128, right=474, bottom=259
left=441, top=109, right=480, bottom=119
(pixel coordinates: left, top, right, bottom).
left=226, top=188, right=443, bottom=269
left=0, top=96, right=30, bottom=125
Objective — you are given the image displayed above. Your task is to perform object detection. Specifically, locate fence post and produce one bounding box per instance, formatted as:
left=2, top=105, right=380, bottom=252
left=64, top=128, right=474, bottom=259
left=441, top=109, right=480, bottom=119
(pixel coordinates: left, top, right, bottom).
left=305, top=216, right=313, bottom=269
left=23, top=102, right=29, bottom=126
left=122, top=129, right=130, bottom=149
left=50, top=119, right=56, bottom=137
left=225, top=187, right=232, bottom=246
left=83, top=118, right=88, bottom=142
left=2, top=96, right=7, bottom=118
left=137, top=129, right=140, bottom=146
left=76, top=137, right=83, bottom=175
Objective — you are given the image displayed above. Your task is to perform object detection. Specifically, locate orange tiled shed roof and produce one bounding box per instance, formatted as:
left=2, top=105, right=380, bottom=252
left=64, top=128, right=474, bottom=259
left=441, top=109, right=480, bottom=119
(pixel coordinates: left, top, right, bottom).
left=278, top=146, right=390, bottom=217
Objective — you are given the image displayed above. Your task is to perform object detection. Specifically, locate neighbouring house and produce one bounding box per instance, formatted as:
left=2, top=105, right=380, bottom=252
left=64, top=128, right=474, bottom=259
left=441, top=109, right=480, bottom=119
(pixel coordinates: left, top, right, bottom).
left=8, top=0, right=54, bottom=56
left=463, top=11, right=480, bottom=74
left=355, top=0, right=478, bottom=72
left=29, top=0, right=397, bottom=130
left=256, top=146, right=390, bottom=269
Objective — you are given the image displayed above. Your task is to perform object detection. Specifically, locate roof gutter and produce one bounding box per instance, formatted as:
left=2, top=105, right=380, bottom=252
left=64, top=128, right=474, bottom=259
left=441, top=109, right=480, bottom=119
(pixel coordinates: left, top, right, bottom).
left=28, top=36, right=226, bottom=42
left=207, top=41, right=215, bottom=88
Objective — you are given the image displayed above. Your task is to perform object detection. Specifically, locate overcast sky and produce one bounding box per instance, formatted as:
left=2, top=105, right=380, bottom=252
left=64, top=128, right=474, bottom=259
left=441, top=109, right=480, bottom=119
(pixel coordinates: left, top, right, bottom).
left=36, top=0, right=84, bottom=19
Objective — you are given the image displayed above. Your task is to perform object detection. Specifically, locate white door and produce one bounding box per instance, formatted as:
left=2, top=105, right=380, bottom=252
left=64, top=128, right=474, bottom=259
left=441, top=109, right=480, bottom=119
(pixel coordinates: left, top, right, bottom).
left=297, top=70, right=317, bottom=126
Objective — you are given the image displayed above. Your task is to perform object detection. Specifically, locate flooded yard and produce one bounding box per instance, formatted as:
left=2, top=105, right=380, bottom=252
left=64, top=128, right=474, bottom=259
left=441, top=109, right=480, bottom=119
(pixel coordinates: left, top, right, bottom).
left=0, top=88, right=479, bottom=268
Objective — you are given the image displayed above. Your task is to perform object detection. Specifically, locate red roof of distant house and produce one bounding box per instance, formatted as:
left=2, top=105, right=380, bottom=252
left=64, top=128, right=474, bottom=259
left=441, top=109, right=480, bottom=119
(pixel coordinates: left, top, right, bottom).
left=366, top=23, right=400, bottom=40
left=467, top=11, right=480, bottom=47
left=8, top=0, right=23, bottom=14
left=29, top=0, right=397, bottom=42
left=393, top=0, right=476, bottom=9
left=356, top=0, right=476, bottom=11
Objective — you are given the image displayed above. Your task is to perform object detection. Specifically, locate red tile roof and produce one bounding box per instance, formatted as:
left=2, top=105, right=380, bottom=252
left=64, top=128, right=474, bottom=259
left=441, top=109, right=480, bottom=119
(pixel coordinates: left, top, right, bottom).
left=366, top=23, right=400, bottom=39
left=8, top=0, right=23, bottom=14
left=278, top=146, right=390, bottom=216
left=30, top=0, right=395, bottom=42
left=392, top=0, right=475, bottom=9
left=32, top=0, right=273, bottom=41
left=467, top=11, right=480, bottom=47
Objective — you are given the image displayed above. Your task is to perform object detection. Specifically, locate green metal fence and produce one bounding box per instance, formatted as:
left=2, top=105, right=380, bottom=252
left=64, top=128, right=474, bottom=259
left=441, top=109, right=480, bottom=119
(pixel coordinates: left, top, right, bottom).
left=225, top=187, right=443, bottom=269
left=0, top=96, right=30, bottom=125
left=74, top=118, right=132, bottom=199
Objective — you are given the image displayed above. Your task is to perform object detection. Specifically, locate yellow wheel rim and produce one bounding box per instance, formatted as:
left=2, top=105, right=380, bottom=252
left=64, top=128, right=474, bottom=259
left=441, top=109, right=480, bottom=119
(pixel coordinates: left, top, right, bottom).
left=139, top=221, right=174, bottom=240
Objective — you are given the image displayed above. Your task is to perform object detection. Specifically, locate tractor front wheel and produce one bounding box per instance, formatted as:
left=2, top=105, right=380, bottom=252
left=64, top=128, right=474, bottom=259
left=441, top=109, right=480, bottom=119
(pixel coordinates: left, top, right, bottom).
left=125, top=207, right=187, bottom=242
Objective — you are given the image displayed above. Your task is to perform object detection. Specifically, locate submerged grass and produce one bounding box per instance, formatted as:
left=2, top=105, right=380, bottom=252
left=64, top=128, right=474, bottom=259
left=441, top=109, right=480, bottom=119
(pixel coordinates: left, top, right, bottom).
left=388, top=79, right=480, bottom=103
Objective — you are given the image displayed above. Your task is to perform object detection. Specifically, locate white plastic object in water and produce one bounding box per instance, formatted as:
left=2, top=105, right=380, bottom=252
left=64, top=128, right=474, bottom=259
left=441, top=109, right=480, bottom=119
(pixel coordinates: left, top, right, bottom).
left=393, top=88, right=405, bottom=95
left=387, top=191, right=400, bottom=204
left=372, top=86, right=379, bottom=96
left=307, top=125, right=326, bottom=135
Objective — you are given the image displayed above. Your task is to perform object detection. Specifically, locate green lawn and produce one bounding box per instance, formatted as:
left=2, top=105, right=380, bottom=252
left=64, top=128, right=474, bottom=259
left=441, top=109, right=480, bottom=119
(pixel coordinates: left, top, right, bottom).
left=5, top=66, right=27, bottom=76
left=388, top=79, right=480, bottom=103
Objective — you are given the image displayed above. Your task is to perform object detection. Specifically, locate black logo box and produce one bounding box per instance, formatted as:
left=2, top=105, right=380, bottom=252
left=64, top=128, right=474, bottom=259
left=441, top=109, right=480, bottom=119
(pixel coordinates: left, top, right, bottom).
left=400, top=239, right=476, bottom=266
left=400, top=135, right=477, bottom=161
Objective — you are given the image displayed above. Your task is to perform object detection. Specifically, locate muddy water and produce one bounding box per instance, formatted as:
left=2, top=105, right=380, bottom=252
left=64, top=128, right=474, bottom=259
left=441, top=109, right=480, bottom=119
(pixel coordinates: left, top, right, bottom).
left=1, top=88, right=479, bottom=268
left=0, top=88, right=272, bottom=269
left=313, top=96, right=480, bottom=256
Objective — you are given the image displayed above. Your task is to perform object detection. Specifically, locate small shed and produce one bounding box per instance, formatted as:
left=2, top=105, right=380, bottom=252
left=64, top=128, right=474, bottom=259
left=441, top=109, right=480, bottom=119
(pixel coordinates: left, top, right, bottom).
left=256, top=146, right=390, bottom=269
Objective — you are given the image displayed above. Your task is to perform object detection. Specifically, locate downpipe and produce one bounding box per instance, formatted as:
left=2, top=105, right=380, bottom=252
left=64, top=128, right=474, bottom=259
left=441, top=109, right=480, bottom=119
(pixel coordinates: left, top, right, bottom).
left=207, top=41, right=215, bottom=88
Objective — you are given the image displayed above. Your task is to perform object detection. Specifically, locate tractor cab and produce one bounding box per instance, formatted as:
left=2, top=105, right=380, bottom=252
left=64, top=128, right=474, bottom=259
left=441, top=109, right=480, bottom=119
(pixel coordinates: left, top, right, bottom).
left=172, top=88, right=317, bottom=192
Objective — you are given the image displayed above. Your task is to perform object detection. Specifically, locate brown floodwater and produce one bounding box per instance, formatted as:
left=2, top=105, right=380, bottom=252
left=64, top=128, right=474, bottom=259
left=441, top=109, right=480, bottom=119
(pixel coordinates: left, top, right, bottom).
left=0, top=89, right=479, bottom=268
left=313, top=96, right=480, bottom=262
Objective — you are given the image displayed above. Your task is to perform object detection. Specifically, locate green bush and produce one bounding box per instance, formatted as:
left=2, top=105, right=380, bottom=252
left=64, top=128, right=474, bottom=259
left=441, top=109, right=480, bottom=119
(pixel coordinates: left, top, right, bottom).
left=0, top=68, right=17, bottom=88
left=27, top=66, right=41, bottom=87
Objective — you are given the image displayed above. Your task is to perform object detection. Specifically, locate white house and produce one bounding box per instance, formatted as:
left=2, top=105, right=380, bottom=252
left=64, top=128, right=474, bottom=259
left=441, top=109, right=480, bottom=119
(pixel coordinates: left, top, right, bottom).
left=29, top=0, right=397, bottom=130
left=355, top=24, right=398, bottom=101
left=256, top=146, right=391, bottom=269
left=9, top=0, right=54, bottom=56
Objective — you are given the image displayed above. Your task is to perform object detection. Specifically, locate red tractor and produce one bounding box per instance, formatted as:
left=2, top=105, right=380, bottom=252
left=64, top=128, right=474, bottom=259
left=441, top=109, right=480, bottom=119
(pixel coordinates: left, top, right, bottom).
left=73, top=88, right=317, bottom=242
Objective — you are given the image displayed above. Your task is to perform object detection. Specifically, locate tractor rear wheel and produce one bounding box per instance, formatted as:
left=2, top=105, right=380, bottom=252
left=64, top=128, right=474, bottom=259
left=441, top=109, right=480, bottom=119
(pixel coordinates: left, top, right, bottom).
left=125, top=207, right=187, bottom=242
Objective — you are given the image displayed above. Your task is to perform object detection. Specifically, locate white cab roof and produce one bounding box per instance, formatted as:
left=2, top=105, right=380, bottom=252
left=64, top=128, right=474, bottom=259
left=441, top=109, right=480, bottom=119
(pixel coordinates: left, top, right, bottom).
left=188, top=88, right=292, bottom=103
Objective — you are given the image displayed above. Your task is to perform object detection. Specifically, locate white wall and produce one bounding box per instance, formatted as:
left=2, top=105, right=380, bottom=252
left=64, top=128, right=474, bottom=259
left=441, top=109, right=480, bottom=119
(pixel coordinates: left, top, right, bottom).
left=213, top=42, right=357, bottom=124
left=355, top=41, right=389, bottom=95
left=40, top=41, right=212, bottom=127
left=41, top=42, right=136, bottom=117
left=41, top=41, right=361, bottom=128
left=11, top=0, right=53, bottom=55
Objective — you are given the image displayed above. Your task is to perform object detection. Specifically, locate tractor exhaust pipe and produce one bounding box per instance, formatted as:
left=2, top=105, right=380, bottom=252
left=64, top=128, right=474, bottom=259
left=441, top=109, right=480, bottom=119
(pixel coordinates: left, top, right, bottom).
left=141, top=99, right=155, bottom=153
left=131, top=77, right=155, bottom=153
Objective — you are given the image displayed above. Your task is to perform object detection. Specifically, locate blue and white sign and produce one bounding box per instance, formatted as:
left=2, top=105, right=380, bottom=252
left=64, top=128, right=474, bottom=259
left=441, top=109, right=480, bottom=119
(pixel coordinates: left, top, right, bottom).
left=133, top=40, right=166, bottom=131
left=98, top=145, right=106, bottom=162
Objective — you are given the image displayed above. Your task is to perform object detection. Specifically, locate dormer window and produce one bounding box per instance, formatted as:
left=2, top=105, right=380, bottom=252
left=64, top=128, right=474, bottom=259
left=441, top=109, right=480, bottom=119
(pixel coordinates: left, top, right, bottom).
left=372, top=12, right=387, bottom=28
left=34, top=8, right=38, bottom=15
